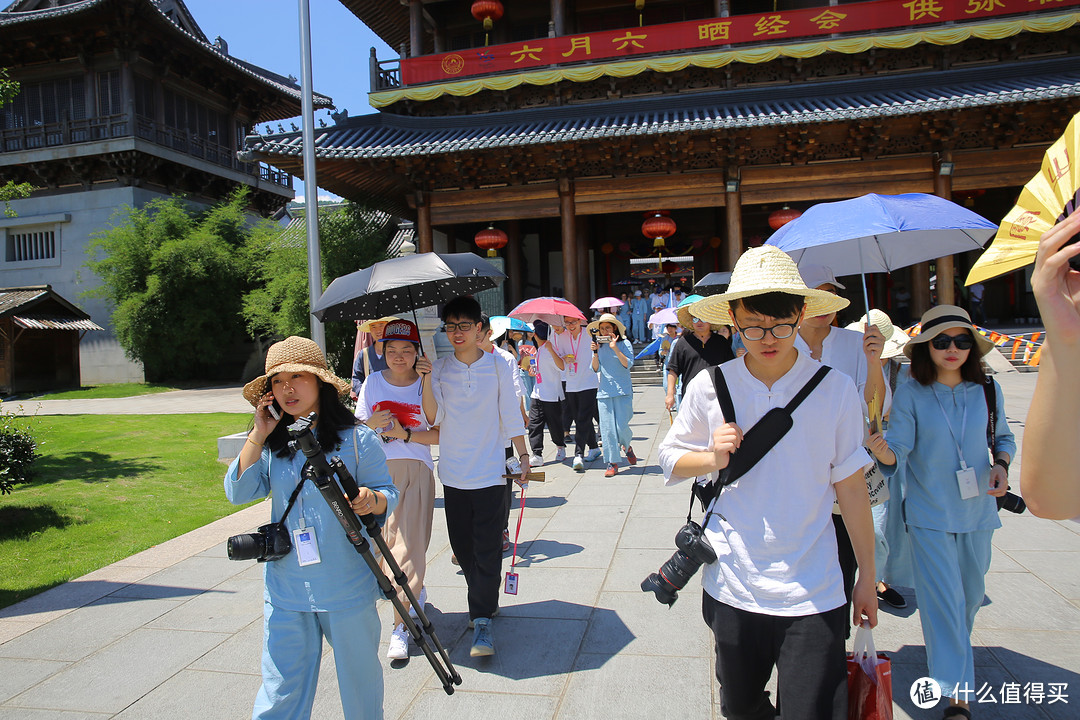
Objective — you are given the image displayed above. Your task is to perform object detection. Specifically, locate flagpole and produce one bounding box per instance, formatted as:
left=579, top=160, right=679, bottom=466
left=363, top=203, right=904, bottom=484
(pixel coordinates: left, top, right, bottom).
left=299, top=0, right=325, bottom=350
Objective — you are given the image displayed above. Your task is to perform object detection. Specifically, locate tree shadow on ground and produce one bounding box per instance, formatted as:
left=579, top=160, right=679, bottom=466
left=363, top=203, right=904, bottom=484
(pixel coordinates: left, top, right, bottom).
left=0, top=503, right=73, bottom=541
left=31, top=451, right=163, bottom=485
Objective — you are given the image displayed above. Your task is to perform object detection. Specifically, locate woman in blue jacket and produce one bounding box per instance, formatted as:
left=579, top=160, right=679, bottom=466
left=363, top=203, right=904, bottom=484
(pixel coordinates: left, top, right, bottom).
left=871, top=307, right=1014, bottom=720
left=226, top=336, right=398, bottom=720
left=588, top=313, right=638, bottom=476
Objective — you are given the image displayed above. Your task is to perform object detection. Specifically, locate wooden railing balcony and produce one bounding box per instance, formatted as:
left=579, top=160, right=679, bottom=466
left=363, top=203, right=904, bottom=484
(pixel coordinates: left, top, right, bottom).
left=375, top=0, right=1080, bottom=90
left=0, top=114, right=292, bottom=190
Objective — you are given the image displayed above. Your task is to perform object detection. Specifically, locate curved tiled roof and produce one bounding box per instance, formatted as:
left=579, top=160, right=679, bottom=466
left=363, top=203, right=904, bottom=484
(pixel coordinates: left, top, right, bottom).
left=244, top=57, right=1080, bottom=161
left=0, top=0, right=333, bottom=114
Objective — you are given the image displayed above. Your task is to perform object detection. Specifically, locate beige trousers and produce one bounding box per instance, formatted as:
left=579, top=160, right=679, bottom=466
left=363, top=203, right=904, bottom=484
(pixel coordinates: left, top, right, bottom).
left=382, top=458, right=436, bottom=625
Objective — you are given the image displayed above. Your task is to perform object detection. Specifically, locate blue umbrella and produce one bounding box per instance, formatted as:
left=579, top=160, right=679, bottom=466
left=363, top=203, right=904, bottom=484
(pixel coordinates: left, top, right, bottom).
left=634, top=337, right=662, bottom=359
left=766, top=193, right=997, bottom=311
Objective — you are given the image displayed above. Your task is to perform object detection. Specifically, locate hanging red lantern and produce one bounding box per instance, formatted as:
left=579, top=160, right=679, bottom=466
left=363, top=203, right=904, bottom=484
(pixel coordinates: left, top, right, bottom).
left=618, top=241, right=632, bottom=254
left=768, top=206, right=801, bottom=231
left=952, top=189, right=986, bottom=208
left=641, top=210, right=676, bottom=249
left=708, top=236, right=723, bottom=249
left=471, top=0, right=504, bottom=30
left=600, top=242, right=615, bottom=255
left=475, top=224, right=508, bottom=257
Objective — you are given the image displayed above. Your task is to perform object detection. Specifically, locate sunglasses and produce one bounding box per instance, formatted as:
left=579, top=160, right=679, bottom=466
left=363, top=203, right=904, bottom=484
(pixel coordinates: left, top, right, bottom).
left=930, top=333, right=975, bottom=351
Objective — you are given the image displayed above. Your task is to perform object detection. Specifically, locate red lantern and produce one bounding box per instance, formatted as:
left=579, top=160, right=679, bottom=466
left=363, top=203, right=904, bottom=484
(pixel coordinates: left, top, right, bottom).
left=475, top=224, right=508, bottom=257
left=768, top=206, right=801, bottom=231
left=953, top=189, right=986, bottom=208
left=471, top=0, right=503, bottom=30
left=600, top=242, right=615, bottom=255
left=641, top=210, right=676, bottom=249
left=708, top=236, right=723, bottom=249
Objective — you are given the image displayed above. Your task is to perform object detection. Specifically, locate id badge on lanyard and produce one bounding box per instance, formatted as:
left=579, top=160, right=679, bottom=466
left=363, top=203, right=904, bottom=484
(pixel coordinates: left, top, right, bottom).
left=934, top=390, right=980, bottom=500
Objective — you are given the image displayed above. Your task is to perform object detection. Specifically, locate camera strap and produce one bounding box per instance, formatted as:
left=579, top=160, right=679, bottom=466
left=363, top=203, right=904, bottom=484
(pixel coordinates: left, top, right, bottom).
left=278, top=477, right=307, bottom=526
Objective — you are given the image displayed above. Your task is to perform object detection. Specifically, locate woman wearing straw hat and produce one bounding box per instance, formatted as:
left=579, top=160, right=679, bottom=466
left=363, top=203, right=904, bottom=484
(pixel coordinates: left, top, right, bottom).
left=659, top=246, right=877, bottom=720
left=588, top=313, right=638, bottom=477
left=872, top=306, right=1015, bottom=720
left=227, top=336, right=399, bottom=720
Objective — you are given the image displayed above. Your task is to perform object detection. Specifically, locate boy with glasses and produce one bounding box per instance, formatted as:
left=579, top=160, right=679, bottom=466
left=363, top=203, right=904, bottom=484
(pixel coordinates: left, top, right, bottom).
left=659, top=246, right=877, bottom=720
left=430, top=296, right=530, bottom=657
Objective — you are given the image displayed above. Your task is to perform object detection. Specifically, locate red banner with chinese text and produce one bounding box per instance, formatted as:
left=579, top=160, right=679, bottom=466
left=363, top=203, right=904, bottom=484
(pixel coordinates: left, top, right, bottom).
left=400, top=0, right=1080, bottom=86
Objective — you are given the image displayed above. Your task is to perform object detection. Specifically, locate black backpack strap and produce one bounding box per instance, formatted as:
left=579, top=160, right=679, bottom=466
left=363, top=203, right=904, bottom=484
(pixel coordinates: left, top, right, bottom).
left=784, top=366, right=831, bottom=414
left=712, top=365, right=737, bottom=424
left=983, top=376, right=997, bottom=451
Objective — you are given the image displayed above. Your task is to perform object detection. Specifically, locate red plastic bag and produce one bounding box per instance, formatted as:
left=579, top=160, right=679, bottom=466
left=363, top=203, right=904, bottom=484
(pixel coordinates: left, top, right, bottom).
left=847, top=624, right=893, bottom=720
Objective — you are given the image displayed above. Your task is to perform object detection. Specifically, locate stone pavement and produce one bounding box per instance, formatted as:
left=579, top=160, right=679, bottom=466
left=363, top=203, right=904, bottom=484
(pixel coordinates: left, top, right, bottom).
left=1, top=374, right=1078, bottom=719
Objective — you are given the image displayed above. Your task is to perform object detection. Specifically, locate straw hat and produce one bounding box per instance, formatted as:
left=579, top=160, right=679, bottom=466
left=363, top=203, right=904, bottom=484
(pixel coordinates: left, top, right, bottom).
left=358, top=316, right=399, bottom=333
left=845, top=309, right=909, bottom=360
left=903, top=305, right=994, bottom=358
left=693, top=246, right=850, bottom=325
left=587, top=313, right=627, bottom=337
left=242, top=336, right=350, bottom=406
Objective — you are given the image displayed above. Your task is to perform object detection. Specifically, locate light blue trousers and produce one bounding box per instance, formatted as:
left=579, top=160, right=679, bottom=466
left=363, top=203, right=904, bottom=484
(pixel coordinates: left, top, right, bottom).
left=598, top=394, right=634, bottom=465
left=632, top=314, right=647, bottom=342
left=253, top=600, right=383, bottom=720
left=907, top=526, right=993, bottom=700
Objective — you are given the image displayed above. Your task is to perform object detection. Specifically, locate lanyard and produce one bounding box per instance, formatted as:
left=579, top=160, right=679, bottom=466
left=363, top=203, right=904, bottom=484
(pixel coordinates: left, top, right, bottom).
left=566, top=330, right=581, bottom=374
left=932, top=386, right=969, bottom=469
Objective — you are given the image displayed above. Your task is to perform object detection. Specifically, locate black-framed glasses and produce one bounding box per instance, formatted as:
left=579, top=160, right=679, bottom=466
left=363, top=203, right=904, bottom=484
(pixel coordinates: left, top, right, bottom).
left=930, top=333, right=975, bottom=351
left=442, top=321, right=476, bottom=333
left=736, top=322, right=798, bottom=341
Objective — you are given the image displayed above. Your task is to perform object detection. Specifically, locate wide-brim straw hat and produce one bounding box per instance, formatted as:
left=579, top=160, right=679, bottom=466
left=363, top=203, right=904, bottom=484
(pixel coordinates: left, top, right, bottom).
left=242, top=336, right=351, bottom=406
left=587, top=313, right=627, bottom=337
left=845, top=309, right=909, bottom=360
left=693, top=246, right=850, bottom=325
left=903, top=305, right=994, bottom=359
left=358, top=316, right=400, bottom=333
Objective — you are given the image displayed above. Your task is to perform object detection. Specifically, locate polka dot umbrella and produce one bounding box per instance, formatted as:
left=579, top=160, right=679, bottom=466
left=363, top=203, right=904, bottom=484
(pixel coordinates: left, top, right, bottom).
left=313, top=252, right=506, bottom=323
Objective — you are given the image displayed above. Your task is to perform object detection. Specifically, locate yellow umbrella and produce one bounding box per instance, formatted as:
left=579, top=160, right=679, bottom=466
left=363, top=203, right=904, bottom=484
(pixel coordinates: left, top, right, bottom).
left=967, top=110, right=1080, bottom=285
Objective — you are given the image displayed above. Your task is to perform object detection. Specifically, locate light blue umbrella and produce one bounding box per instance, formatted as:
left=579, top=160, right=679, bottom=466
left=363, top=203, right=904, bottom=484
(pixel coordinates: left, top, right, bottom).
left=634, top=337, right=662, bottom=359
left=766, top=193, right=997, bottom=311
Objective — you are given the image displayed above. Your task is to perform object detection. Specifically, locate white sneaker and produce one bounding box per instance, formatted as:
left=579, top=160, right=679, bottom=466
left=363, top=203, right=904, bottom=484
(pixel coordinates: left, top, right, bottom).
left=584, top=447, right=603, bottom=462
left=529, top=453, right=544, bottom=467
left=387, top=623, right=408, bottom=660
left=408, top=586, right=428, bottom=619
left=572, top=455, right=585, bottom=472
left=506, top=456, right=521, bottom=475
left=554, top=447, right=566, bottom=462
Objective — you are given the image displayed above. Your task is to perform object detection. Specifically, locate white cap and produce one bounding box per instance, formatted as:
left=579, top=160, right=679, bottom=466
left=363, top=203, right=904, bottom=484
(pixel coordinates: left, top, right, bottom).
left=799, top=264, right=846, bottom=291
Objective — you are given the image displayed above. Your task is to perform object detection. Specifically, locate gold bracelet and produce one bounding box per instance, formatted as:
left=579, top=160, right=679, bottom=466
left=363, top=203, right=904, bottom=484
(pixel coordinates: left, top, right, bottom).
left=246, top=436, right=264, bottom=448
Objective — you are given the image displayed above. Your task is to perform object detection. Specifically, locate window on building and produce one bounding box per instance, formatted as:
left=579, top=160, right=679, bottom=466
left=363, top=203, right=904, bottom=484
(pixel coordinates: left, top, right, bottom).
left=97, top=70, right=122, bottom=116
left=134, top=74, right=156, bottom=120
left=0, top=77, right=86, bottom=129
left=161, top=88, right=230, bottom=146
left=6, top=228, right=56, bottom=263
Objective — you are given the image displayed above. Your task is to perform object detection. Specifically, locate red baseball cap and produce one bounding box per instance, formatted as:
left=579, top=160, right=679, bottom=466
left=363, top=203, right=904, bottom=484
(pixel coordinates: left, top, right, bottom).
left=381, top=319, right=420, bottom=344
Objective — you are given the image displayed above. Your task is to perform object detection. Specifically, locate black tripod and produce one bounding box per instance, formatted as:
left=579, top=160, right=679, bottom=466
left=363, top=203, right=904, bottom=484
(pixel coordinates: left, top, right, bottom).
left=288, top=414, right=462, bottom=695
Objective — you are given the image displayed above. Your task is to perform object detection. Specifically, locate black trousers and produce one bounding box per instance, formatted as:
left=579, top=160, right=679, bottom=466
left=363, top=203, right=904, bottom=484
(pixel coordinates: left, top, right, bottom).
left=443, top=484, right=506, bottom=620
left=702, top=592, right=848, bottom=720
left=528, top=399, right=565, bottom=454
left=832, top=513, right=858, bottom=639
left=564, top=388, right=598, bottom=453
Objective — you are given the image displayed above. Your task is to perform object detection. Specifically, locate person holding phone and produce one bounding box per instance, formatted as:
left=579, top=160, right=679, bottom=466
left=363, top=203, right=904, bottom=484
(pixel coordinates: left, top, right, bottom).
left=226, top=336, right=398, bottom=720
left=588, top=313, right=638, bottom=477
left=354, top=319, right=439, bottom=661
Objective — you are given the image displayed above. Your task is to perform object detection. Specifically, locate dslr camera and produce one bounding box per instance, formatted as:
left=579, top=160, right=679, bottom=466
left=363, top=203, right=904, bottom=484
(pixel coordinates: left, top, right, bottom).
left=227, top=521, right=292, bottom=563
left=641, top=520, right=717, bottom=606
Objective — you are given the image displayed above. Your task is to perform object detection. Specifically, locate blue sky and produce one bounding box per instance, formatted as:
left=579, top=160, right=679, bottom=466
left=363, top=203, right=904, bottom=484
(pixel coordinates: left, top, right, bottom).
left=183, top=0, right=395, bottom=198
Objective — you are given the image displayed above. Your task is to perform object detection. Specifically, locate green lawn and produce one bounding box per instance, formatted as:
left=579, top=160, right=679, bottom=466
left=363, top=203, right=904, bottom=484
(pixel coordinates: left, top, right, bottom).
left=29, top=383, right=182, bottom=400
left=0, top=413, right=258, bottom=609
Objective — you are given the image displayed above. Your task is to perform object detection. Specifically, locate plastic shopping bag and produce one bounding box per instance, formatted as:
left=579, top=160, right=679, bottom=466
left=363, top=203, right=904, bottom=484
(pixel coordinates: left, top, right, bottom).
left=847, top=624, right=893, bottom=720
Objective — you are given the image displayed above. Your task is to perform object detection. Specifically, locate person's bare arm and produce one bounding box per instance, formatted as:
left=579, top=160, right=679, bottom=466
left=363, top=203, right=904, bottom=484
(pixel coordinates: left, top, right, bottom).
left=1022, top=215, right=1080, bottom=518
left=835, top=469, right=879, bottom=629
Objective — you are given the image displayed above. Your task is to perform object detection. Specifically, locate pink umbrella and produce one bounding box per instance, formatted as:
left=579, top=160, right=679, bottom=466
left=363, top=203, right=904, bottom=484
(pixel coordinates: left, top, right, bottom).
left=648, top=307, right=679, bottom=326
left=509, top=297, right=586, bottom=327
left=590, top=296, right=624, bottom=309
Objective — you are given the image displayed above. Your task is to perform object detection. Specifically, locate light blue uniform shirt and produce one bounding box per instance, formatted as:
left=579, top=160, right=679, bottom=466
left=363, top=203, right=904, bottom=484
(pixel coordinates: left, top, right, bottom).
left=882, top=379, right=1015, bottom=534
left=596, top=338, right=634, bottom=399
left=225, top=425, right=399, bottom=613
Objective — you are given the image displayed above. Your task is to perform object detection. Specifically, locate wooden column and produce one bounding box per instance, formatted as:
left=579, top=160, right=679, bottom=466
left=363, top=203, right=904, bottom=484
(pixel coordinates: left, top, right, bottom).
left=559, top=178, right=579, bottom=306
left=934, top=158, right=956, bottom=306
left=409, top=0, right=423, bottom=57
left=551, top=0, right=565, bottom=35
left=576, top=215, right=591, bottom=307
left=724, top=184, right=743, bottom=271
left=507, top=219, right=524, bottom=308
left=416, top=192, right=433, bottom=253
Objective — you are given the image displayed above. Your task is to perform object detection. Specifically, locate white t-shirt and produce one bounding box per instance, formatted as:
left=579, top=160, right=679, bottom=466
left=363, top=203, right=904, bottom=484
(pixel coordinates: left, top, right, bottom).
left=553, top=329, right=599, bottom=392
left=795, top=326, right=892, bottom=415
left=531, top=342, right=565, bottom=402
left=354, top=371, right=434, bottom=469
left=658, top=351, right=871, bottom=616
left=432, top=351, right=526, bottom=490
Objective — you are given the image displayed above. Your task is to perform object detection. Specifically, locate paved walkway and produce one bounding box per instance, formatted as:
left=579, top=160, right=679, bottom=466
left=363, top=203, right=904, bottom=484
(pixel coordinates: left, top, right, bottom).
left=1, top=373, right=1077, bottom=719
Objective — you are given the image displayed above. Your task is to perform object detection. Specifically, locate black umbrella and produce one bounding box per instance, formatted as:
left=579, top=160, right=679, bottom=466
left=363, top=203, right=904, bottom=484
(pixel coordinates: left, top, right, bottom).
left=693, top=271, right=732, bottom=296
left=313, top=252, right=506, bottom=323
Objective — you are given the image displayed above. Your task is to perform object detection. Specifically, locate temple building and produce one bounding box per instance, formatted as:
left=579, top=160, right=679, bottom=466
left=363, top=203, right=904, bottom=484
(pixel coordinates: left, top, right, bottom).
left=0, top=0, right=330, bottom=383
left=244, top=0, right=1080, bottom=322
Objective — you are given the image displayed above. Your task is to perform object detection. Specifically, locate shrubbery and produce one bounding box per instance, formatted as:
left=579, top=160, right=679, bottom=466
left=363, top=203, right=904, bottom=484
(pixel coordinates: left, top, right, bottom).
left=0, top=404, right=37, bottom=494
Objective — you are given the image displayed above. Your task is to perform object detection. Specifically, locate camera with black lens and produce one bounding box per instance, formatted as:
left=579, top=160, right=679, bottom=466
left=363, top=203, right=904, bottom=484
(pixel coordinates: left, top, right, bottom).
left=640, top=520, right=717, bottom=607
left=227, top=522, right=292, bottom=563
